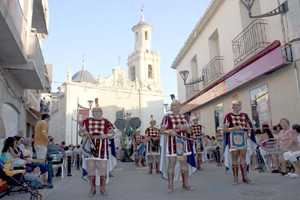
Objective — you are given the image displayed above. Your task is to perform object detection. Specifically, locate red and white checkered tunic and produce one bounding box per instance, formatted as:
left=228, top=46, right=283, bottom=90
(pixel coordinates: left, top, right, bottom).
left=190, top=124, right=204, bottom=153
left=224, top=113, right=253, bottom=149
left=190, top=124, right=202, bottom=139
left=223, top=113, right=252, bottom=129
left=82, top=118, right=114, bottom=160
left=161, top=114, right=192, bottom=157
left=145, top=127, right=160, bottom=154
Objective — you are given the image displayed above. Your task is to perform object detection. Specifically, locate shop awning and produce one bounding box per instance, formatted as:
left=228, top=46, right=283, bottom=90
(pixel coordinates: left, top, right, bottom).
left=181, top=40, right=286, bottom=113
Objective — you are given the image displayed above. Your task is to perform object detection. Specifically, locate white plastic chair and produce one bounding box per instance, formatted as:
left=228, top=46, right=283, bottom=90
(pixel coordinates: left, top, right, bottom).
left=51, top=153, right=64, bottom=180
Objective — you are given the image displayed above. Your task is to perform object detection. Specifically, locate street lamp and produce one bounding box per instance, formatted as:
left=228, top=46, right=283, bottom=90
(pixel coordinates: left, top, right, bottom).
left=179, top=70, right=189, bottom=85
left=179, top=70, right=204, bottom=86
left=240, top=0, right=288, bottom=18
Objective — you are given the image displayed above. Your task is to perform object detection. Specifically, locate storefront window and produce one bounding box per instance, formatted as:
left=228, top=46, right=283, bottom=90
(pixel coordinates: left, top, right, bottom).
left=214, top=103, right=224, bottom=132
left=250, top=85, right=271, bottom=128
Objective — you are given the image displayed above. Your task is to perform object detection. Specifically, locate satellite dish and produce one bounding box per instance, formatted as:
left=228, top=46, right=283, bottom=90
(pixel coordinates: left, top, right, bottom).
left=129, top=117, right=141, bottom=129
left=114, top=119, right=126, bottom=131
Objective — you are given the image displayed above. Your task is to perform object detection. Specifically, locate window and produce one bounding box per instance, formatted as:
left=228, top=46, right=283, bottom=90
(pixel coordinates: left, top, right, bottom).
left=191, top=56, right=198, bottom=80
left=145, top=31, right=148, bottom=40
left=209, top=29, right=220, bottom=59
left=130, top=66, right=136, bottom=81
left=148, top=64, right=153, bottom=79
left=250, top=85, right=271, bottom=128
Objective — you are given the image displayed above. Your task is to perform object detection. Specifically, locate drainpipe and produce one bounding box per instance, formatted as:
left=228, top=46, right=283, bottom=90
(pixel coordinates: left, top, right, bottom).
left=294, top=61, right=300, bottom=95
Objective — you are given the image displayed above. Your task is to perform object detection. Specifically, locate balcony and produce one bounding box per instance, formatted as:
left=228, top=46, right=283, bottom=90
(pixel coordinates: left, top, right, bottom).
left=32, top=0, right=49, bottom=34
left=232, top=19, right=269, bottom=65
left=202, top=56, right=224, bottom=86
left=7, top=33, right=50, bottom=91
left=0, top=0, right=28, bottom=64
left=185, top=79, right=202, bottom=100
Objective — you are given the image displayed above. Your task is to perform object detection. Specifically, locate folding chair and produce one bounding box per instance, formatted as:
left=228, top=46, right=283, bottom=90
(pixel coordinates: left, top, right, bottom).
left=260, top=138, right=282, bottom=171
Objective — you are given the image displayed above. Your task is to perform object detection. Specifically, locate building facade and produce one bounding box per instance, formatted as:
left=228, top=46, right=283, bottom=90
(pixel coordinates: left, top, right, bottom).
left=49, top=15, right=164, bottom=145
left=172, top=0, right=300, bottom=135
left=0, top=0, right=51, bottom=141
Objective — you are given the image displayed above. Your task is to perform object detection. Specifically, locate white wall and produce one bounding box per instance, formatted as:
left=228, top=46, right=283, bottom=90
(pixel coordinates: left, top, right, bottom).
left=175, top=0, right=287, bottom=103
left=50, top=82, right=164, bottom=145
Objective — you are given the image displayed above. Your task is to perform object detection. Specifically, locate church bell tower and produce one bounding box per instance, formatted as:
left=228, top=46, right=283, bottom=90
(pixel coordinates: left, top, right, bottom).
left=127, top=9, right=161, bottom=89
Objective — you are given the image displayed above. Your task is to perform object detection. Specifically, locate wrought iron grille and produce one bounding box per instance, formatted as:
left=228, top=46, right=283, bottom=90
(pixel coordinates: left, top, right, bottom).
left=185, top=81, right=202, bottom=100
left=232, top=19, right=269, bottom=65
left=202, top=56, right=224, bottom=86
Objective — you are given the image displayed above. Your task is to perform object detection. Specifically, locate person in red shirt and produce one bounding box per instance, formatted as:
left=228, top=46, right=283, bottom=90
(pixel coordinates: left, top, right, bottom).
left=223, top=100, right=252, bottom=184
left=80, top=105, right=115, bottom=196
left=145, top=116, right=160, bottom=174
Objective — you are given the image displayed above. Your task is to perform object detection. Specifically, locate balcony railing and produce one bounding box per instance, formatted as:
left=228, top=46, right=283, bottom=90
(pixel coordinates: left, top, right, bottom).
left=203, top=56, right=224, bottom=86
left=27, top=33, right=49, bottom=90
left=232, top=19, right=269, bottom=65
left=185, top=80, right=202, bottom=100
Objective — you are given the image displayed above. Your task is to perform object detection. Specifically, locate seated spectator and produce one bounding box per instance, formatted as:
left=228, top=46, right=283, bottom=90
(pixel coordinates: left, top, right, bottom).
left=292, top=124, right=300, bottom=144
left=211, top=136, right=221, bottom=166
left=0, top=137, right=43, bottom=190
left=278, top=118, right=300, bottom=178
left=12, top=136, right=53, bottom=188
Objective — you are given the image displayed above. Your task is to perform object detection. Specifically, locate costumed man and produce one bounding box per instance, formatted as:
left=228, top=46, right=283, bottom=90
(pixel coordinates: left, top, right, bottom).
left=133, top=130, right=146, bottom=167
left=223, top=100, right=252, bottom=184
left=145, top=115, right=161, bottom=174
left=80, top=101, right=115, bottom=196
left=161, top=97, right=193, bottom=193
left=190, top=117, right=204, bottom=170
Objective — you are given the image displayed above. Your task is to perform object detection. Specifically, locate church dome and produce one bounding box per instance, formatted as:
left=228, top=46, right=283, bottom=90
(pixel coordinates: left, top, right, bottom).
left=72, top=70, right=96, bottom=83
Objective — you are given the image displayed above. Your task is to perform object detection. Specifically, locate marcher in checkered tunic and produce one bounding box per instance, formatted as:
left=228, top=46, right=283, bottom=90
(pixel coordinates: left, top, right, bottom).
left=145, top=116, right=161, bottom=174
left=223, top=100, right=253, bottom=185
left=160, top=99, right=192, bottom=193
left=190, top=117, right=204, bottom=170
left=80, top=103, right=115, bottom=196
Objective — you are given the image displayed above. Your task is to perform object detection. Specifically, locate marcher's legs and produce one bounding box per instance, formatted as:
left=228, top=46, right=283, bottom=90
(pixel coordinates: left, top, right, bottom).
left=155, top=155, right=160, bottom=173
left=148, top=155, right=153, bottom=174
left=87, top=160, right=96, bottom=196
left=231, top=150, right=239, bottom=184
left=97, top=160, right=108, bottom=194
left=179, top=156, right=191, bottom=191
left=196, top=152, right=202, bottom=170
left=239, top=149, right=251, bottom=183
left=167, top=157, right=176, bottom=192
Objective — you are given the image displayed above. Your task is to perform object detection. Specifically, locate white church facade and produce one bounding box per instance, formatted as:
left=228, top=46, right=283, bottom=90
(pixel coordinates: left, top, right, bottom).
left=49, top=15, right=165, bottom=145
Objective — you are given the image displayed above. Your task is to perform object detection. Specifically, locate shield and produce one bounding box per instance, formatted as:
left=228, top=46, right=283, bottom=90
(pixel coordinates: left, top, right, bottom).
left=129, top=117, right=141, bottom=129
left=114, top=119, right=126, bottom=131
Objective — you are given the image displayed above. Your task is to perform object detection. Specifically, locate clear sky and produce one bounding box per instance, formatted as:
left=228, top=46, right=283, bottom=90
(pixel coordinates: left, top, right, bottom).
left=43, top=0, right=210, bottom=102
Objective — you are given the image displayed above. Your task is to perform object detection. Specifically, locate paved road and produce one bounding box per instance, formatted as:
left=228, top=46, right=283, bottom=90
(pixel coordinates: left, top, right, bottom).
left=6, top=162, right=300, bottom=200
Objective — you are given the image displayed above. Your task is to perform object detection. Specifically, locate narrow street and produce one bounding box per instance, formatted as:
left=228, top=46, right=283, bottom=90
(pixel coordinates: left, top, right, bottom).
left=6, top=163, right=300, bottom=200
